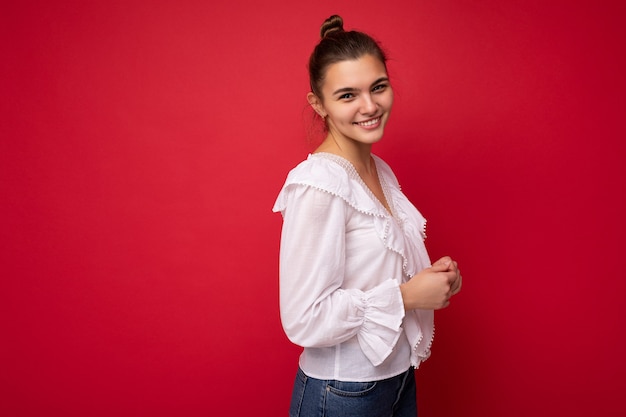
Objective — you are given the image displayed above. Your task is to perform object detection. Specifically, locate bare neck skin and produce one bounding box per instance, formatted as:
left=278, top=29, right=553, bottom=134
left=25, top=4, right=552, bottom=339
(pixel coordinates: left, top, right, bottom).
left=315, top=131, right=375, bottom=176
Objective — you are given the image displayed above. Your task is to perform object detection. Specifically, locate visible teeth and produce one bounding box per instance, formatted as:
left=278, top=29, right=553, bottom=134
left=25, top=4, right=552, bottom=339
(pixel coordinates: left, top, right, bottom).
left=357, top=118, right=379, bottom=126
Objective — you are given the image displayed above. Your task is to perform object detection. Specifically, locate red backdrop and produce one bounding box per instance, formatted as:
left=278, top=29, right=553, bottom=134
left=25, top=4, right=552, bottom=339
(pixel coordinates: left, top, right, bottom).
left=2, top=1, right=625, bottom=416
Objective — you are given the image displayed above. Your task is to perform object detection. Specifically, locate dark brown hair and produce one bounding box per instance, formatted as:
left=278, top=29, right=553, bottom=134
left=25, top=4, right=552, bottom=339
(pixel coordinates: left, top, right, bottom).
left=308, top=15, right=388, bottom=98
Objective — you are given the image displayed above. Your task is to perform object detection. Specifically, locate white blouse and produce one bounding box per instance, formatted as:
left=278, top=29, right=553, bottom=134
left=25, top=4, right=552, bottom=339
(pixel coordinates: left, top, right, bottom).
left=273, top=153, right=434, bottom=382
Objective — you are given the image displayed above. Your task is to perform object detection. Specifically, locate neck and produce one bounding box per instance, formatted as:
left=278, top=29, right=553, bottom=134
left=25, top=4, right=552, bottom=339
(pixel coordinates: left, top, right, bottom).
left=315, top=133, right=374, bottom=175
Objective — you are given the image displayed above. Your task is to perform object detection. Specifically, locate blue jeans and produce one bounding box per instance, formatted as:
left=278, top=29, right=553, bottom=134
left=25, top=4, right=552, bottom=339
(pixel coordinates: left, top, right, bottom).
left=289, top=367, right=417, bottom=417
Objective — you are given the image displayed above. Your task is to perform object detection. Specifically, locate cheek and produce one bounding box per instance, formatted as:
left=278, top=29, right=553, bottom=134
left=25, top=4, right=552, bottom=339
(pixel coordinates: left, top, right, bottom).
left=327, top=105, right=355, bottom=125
left=383, top=92, right=394, bottom=109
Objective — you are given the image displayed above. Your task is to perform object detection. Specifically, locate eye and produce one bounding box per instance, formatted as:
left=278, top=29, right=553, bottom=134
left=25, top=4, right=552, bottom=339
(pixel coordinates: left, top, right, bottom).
left=372, top=83, right=388, bottom=93
left=339, top=93, right=354, bottom=100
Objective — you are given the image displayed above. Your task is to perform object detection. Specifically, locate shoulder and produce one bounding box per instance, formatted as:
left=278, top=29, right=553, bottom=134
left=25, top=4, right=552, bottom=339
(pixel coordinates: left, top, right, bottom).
left=272, top=154, right=382, bottom=216
left=283, top=153, right=352, bottom=190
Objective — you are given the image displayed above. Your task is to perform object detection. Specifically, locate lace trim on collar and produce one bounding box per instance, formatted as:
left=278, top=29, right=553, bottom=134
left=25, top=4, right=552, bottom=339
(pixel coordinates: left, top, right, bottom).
left=313, top=152, right=397, bottom=218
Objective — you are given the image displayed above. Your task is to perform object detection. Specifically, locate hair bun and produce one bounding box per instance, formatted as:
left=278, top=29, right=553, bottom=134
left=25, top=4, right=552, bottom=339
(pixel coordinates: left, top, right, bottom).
left=320, top=15, right=344, bottom=39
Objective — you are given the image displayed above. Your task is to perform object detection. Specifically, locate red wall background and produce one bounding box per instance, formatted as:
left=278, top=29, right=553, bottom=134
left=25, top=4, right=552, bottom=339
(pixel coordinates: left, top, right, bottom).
left=2, top=1, right=624, bottom=416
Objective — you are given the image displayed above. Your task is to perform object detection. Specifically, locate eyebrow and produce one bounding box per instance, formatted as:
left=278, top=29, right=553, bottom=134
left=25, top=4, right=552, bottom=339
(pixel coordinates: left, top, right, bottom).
left=331, top=77, right=390, bottom=96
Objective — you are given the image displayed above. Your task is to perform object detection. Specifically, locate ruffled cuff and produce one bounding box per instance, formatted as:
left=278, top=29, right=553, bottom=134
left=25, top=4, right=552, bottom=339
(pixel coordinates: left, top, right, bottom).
left=405, top=309, right=435, bottom=368
left=356, top=279, right=406, bottom=366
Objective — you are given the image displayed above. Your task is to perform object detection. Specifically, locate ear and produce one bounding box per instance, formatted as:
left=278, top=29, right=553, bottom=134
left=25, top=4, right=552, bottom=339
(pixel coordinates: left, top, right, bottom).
left=307, top=92, right=326, bottom=118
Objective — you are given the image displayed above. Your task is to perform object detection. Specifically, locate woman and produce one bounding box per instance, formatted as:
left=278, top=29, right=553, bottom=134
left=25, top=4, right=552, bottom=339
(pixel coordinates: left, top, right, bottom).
left=273, top=15, right=462, bottom=417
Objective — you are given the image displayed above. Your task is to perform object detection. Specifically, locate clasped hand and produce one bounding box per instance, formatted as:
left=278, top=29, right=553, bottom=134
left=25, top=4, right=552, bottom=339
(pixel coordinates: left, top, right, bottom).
left=400, top=256, right=462, bottom=310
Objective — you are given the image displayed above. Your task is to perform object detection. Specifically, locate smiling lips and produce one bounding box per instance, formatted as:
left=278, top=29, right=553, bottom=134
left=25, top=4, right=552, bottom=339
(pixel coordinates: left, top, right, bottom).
left=354, top=117, right=381, bottom=128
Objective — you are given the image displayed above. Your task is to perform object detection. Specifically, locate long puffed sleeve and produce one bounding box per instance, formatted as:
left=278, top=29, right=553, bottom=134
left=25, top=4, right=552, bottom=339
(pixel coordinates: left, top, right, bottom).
left=278, top=185, right=406, bottom=367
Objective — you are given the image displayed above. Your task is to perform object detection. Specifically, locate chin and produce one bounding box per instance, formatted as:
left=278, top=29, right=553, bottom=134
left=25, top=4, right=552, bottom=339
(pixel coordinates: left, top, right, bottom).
left=354, top=128, right=386, bottom=144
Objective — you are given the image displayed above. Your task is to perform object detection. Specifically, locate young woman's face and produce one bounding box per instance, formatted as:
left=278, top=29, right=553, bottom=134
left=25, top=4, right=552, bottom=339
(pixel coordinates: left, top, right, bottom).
left=316, top=54, right=394, bottom=148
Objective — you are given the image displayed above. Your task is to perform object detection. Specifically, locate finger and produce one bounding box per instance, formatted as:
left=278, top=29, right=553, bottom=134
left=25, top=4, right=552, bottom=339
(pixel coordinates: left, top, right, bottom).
left=445, top=270, right=458, bottom=284
left=432, top=256, right=452, bottom=267
left=451, top=274, right=462, bottom=295
left=429, top=262, right=451, bottom=273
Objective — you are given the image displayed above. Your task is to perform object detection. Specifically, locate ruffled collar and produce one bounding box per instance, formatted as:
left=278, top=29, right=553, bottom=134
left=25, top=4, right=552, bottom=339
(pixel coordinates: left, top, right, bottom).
left=273, top=153, right=389, bottom=217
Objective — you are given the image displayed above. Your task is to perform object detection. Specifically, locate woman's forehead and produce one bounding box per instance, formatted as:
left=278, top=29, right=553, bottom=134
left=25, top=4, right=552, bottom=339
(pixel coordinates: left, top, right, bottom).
left=323, top=55, right=388, bottom=90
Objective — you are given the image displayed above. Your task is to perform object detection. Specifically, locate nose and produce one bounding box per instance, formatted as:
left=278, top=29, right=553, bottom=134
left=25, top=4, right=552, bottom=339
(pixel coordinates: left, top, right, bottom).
left=360, top=93, right=377, bottom=115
